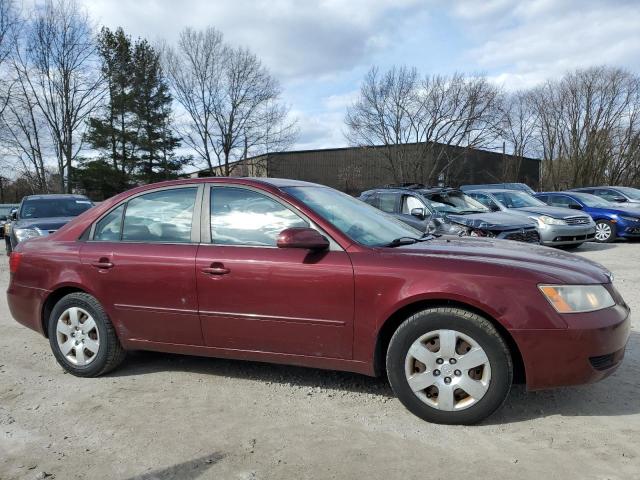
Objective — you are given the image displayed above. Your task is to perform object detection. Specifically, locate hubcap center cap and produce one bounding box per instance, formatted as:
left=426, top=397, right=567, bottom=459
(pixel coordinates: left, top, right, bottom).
left=439, top=363, right=454, bottom=376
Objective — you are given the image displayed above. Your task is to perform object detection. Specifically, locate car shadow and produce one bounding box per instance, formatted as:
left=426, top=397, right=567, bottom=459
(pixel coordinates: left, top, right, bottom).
left=565, top=242, right=618, bottom=252
left=108, top=331, right=638, bottom=423
left=108, top=350, right=396, bottom=398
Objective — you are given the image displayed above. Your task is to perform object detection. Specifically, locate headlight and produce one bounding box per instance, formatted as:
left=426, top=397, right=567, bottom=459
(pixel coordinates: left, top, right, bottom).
left=14, top=227, right=41, bottom=242
left=534, top=215, right=567, bottom=226
left=446, top=223, right=470, bottom=236
left=619, top=215, right=640, bottom=223
left=539, top=284, right=615, bottom=313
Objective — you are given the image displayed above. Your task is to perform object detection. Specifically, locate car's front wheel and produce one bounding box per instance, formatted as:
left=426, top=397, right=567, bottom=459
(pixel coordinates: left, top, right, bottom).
left=386, top=307, right=512, bottom=425
left=48, top=292, right=126, bottom=377
left=594, top=220, right=616, bottom=243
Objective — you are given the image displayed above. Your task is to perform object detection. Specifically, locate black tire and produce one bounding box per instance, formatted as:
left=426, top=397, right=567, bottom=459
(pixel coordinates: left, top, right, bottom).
left=48, top=292, right=126, bottom=377
left=594, top=220, right=616, bottom=243
left=386, top=307, right=512, bottom=425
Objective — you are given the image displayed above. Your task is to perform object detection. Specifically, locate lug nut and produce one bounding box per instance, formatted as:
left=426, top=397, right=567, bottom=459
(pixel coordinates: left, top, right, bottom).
left=454, top=370, right=461, bottom=376
left=449, top=358, right=457, bottom=364
left=436, top=358, right=444, bottom=365
left=444, top=377, right=451, bottom=384
left=433, top=369, right=441, bottom=376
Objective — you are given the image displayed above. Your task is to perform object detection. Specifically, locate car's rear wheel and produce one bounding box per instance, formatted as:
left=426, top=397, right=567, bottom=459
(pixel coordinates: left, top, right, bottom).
left=48, top=292, right=125, bottom=377
left=594, top=220, right=616, bottom=243
left=386, top=307, right=512, bottom=425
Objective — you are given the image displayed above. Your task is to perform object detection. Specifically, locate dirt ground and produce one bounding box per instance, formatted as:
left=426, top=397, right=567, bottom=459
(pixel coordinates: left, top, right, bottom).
left=0, top=241, right=639, bottom=480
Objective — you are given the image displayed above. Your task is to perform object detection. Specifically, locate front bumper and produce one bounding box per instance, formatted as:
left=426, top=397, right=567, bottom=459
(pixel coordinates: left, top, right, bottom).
left=618, top=222, right=640, bottom=238
left=512, top=303, right=630, bottom=390
left=538, top=224, right=596, bottom=245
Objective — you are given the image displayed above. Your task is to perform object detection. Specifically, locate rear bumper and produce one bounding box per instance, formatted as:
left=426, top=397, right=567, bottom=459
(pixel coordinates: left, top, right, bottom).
left=7, top=281, right=48, bottom=336
left=512, top=304, right=631, bottom=390
left=539, top=224, right=596, bottom=245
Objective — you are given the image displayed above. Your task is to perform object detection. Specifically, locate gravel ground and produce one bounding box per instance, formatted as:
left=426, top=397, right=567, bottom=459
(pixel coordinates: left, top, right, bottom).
left=0, top=241, right=639, bottom=480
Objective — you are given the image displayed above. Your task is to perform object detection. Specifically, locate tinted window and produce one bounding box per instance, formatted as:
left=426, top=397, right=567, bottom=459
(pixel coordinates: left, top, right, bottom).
left=595, top=189, right=624, bottom=201
left=547, top=195, right=572, bottom=207
left=94, top=205, right=125, bottom=241
left=20, top=197, right=93, bottom=219
left=492, top=191, right=545, bottom=208
left=615, top=187, right=640, bottom=200
left=122, top=188, right=197, bottom=242
left=377, top=192, right=397, bottom=213
left=210, top=187, right=308, bottom=246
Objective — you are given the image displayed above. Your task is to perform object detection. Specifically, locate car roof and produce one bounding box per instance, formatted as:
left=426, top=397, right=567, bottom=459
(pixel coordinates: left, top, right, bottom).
left=22, top=194, right=91, bottom=200
left=465, top=189, right=522, bottom=194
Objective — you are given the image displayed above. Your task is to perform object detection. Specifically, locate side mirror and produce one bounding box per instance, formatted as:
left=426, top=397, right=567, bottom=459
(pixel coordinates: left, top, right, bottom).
left=612, top=196, right=627, bottom=203
left=489, top=204, right=501, bottom=212
left=568, top=204, right=582, bottom=210
left=410, top=207, right=427, bottom=220
left=277, top=227, right=329, bottom=251
left=10, top=210, right=17, bottom=220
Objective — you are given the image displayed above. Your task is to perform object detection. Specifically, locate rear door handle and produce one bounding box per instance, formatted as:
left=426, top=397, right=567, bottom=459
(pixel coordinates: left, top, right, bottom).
left=91, top=258, right=114, bottom=269
left=201, top=263, right=230, bottom=275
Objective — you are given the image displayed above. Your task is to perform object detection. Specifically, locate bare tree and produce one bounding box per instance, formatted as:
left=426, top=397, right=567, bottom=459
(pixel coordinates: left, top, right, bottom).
left=499, top=90, right=537, bottom=182
left=164, top=27, right=297, bottom=176
left=529, top=67, right=640, bottom=189
left=14, top=0, right=103, bottom=192
left=346, top=67, right=502, bottom=184
left=0, top=0, right=20, bottom=116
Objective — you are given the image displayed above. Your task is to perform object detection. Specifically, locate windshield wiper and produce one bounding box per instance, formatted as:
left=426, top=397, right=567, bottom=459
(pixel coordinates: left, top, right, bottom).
left=385, top=234, right=433, bottom=247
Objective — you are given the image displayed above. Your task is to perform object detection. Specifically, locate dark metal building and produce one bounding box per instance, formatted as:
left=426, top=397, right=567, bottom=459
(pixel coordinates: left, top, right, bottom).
left=189, top=143, right=541, bottom=194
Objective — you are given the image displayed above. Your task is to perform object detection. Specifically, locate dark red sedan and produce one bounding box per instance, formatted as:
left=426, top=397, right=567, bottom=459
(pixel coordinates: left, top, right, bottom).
left=7, top=178, right=630, bottom=424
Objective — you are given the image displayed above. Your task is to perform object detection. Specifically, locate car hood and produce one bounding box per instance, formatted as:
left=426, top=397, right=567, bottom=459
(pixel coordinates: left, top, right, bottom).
left=391, top=236, right=611, bottom=284
left=603, top=207, right=640, bottom=217
left=445, top=211, right=535, bottom=230
left=14, top=216, right=76, bottom=231
left=511, top=205, right=589, bottom=219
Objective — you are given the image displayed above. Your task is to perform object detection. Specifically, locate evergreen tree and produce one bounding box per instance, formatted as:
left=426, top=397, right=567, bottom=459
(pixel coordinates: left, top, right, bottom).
left=84, top=28, right=185, bottom=196
left=85, top=27, right=137, bottom=191
left=132, top=39, right=186, bottom=184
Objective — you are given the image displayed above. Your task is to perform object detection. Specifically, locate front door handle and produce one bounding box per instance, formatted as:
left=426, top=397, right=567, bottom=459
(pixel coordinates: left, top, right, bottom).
left=201, top=262, right=230, bottom=275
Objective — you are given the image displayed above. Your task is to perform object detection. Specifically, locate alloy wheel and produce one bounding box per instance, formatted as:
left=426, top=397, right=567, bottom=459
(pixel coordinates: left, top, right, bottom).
left=404, top=329, right=491, bottom=411
left=55, top=307, right=100, bottom=366
left=595, top=223, right=612, bottom=242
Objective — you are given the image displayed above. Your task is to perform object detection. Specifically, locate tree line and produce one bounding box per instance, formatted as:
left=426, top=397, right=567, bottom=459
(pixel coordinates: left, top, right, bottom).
left=0, top=0, right=294, bottom=200
left=0, top=0, right=639, bottom=202
left=346, top=65, right=640, bottom=189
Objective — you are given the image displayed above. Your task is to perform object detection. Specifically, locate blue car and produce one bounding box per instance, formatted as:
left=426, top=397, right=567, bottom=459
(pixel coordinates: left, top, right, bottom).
left=536, top=191, right=640, bottom=243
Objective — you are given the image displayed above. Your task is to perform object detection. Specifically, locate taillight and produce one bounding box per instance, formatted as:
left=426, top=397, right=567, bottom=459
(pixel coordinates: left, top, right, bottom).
left=9, top=252, right=22, bottom=274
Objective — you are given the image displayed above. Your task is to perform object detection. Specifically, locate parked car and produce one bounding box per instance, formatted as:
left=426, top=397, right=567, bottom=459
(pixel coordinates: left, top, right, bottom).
left=460, top=182, right=536, bottom=195
left=0, top=204, right=20, bottom=238
left=5, top=194, right=94, bottom=255
left=570, top=186, right=640, bottom=207
left=466, top=189, right=596, bottom=248
left=536, top=191, right=640, bottom=243
left=8, top=178, right=629, bottom=425
left=360, top=186, right=540, bottom=243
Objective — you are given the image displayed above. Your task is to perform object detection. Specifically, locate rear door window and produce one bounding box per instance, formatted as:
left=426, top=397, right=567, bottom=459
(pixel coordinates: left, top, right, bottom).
left=377, top=192, right=398, bottom=213
left=121, top=188, right=198, bottom=243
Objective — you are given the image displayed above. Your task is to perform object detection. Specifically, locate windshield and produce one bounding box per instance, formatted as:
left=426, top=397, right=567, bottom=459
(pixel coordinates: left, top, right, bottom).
left=492, top=191, right=545, bottom=208
left=283, top=186, right=423, bottom=247
left=616, top=187, right=640, bottom=200
left=423, top=191, right=488, bottom=214
left=569, top=192, right=612, bottom=208
left=20, top=198, right=93, bottom=219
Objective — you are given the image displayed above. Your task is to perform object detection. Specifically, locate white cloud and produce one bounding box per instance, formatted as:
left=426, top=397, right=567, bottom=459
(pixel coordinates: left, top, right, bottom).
left=449, top=0, right=640, bottom=88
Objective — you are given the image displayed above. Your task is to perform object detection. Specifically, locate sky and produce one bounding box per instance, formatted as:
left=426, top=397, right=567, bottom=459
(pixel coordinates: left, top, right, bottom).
left=79, top=0, right=640, bottom=152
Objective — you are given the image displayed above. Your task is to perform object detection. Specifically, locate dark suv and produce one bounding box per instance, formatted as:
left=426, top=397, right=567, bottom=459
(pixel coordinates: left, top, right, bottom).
left=6, top=194, right=94, bottom=254
left=359, top=185, right=540, bottom=243
left=570, top=186, right=640, bottom=207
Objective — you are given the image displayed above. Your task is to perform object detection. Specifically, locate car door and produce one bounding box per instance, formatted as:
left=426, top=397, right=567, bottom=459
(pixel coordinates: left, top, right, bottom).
left=80, top=185, right=204, bottom=346
left=196, top=184, right=355, bottom=359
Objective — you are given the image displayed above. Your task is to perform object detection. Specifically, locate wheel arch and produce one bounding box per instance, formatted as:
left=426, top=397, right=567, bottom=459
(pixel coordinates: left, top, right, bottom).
left=373, top=299, right=526, bottom=384
left=41, top=285, right=90, bottom=338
